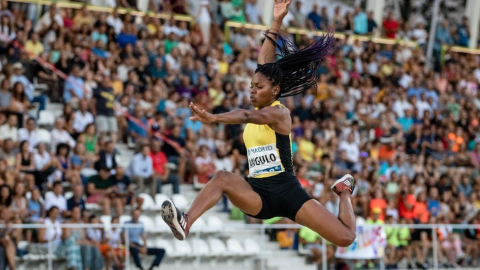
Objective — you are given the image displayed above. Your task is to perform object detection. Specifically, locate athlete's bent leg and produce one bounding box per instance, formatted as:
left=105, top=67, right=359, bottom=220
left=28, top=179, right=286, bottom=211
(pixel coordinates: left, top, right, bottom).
left=295, top=192, right=356, bottom=247
left=187, top=171, right=262, bottom=225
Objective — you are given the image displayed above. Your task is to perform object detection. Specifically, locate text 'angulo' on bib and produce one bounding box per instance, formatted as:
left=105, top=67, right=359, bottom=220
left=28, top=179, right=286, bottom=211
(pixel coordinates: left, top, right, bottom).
left=247, top=143, right=284, bottom=177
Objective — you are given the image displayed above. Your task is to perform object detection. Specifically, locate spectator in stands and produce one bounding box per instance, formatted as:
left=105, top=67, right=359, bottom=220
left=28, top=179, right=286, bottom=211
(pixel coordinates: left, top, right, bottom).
left=150, top=139, right=179, bottom=194
left=33, top=142, right=60, bottom=188
left=128, top=144, right=154, bottom=195
left=382, top=11, right=399, bottom=39
left=123, top=208, right=165, bottom=270
left=194, top=145, right=216, bottom=185
left=51, top=118, right=76, bottom=152
left=14, top=140, right=36, bottom=190
left=111, top=167, right=143, bottom=215
left=456, top=16, right=470, bottom=47
left=95, top=140, right=117, bottom=173
left=18, top=117, right=38, bottom=151
left=92, top=74, right=117, bottom=143
left=353, top=6, right=367, bottom=35
left=87, top=166, right=123, bottom=215
left=11, top=62, right=47, bottom=113
left=0, top=208, right=16, bottom=270
left=67, top=183, right=86, bottom=213
left=44, top=181, right=67, bottom=215
left=306, top=4, right=321, bottom=30
left=72, top=99, right=95, bottom=139
left=0, top=139, right=15, bottom=169
left=0, top=114, right=18, bottom=146
left=367, top=11, right=378, bottom=35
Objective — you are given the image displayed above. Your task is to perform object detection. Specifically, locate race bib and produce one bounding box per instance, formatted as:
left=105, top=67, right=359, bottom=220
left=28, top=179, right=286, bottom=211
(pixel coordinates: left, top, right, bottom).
left=247, top=143, right=283, bottom=177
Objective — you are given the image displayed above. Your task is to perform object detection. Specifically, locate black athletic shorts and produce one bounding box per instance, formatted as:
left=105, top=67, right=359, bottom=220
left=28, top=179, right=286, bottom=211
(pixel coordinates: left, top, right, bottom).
left=246, top=171, right=312, bottom=221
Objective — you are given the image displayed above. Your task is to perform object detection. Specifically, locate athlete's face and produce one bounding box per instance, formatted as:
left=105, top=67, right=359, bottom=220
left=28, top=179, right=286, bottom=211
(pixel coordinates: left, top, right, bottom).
left=250, top=73, right=280, bottom=108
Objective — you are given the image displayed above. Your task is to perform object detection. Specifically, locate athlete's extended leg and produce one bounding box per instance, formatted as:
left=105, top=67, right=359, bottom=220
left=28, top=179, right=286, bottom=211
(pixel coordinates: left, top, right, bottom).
left=295, top=175, right=356, bottom=247
left=161, top=171, right=262, bottom=240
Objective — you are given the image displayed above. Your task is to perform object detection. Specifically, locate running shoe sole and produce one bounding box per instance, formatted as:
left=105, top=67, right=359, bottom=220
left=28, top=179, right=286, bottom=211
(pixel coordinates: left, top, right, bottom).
left=161, top=199, right=186, bottom=240
left=330, top=174, right=354, bottom=194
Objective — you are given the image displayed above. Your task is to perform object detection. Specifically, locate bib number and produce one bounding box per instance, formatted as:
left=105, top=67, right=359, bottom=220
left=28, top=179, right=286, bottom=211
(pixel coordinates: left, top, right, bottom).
left=247, top=143, right=283, bottom=177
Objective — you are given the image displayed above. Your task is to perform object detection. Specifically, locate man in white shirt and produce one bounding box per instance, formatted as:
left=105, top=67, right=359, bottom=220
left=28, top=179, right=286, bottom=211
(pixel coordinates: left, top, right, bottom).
left=340, top=121, right=361, bottom=145
left=338, top=133, right=360, bottom=164
left=44, top=181, right=68, bottom=215
left=416, top=93, right=432, bottom=119
left=127, top=144, right=154, bottom=194
left=0, top=114, right=18, bottom=146
left=72, top=99, right=94, bottom=134
left=393, top=92, right=413, bottom=117
left=18, top=117, right=39, bottom=150
left=51, top=118, right=76, bottom=152
left=106, top=8, right=123, bottom=34
left=34, top=4, right=64, bottom=33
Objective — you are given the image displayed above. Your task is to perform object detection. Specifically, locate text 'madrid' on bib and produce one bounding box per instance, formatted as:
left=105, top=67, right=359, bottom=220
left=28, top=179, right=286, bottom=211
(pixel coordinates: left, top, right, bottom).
left=247, top=143, right=283, bottom=177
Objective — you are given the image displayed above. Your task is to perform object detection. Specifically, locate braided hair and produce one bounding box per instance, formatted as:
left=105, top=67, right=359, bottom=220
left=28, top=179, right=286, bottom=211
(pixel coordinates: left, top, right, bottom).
left=255, top=32, right=335, bottom=98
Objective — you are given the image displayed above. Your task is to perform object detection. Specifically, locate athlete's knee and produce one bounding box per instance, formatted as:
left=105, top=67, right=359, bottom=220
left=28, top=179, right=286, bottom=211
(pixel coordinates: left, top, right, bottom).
left=211, top=171, right=230, bottom=185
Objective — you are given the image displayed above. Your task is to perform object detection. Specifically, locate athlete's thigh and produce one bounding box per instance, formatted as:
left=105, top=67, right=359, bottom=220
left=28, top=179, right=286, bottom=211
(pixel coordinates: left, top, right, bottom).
left=217, top=171, right=262, bottom=216
left=295, top=199, right=351, bottom=246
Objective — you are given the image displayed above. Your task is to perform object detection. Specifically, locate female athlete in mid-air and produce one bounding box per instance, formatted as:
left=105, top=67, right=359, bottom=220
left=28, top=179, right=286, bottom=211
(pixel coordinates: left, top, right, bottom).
left=161, top=0, right=356, bottom=247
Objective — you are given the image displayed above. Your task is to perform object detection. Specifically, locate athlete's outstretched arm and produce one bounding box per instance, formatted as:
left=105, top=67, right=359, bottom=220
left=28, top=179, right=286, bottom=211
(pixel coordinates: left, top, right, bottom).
left=189, top=102, right=286, bottom=126
left=258, top=0, right=292, bottom=65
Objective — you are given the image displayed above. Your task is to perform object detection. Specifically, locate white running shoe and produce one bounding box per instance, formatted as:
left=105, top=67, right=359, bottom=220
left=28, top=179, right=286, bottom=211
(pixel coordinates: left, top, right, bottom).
left=161, top=199, right=189, bottom=240
left=330, top=174, right=355, bottom=196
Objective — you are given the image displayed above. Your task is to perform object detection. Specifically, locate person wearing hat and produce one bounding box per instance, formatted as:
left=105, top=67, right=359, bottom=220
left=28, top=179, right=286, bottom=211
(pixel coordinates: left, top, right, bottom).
left=366, top=207, right=385, bottom=225
left=11, top=62, right=47, bottom=113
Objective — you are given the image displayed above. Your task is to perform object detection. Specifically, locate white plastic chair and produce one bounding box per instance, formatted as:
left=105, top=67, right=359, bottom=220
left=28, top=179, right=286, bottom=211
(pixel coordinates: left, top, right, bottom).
left=191, top=238, right=211, bottom=257
left=138, top=193, right=156, bottom=211
left=139, top=215, right=155, bottom=232
left=38, top=111, right=55, bottom=127
left=155, top=193, right=170, bottom=209
left=173, top=240, right=193, bottom=257
left=36, top=129, right=52, bottom=143
left=156, top=239, right=177, bottom=257
left=25, top=191, right=31, bottom=200
left=172, top=194, right=189, bottom=211
left=85, top=203, right=100, bottom=211
left=208, top=238, right=228, bottom=257
left=243, top=239, right=260, bottom=256
left=64, top=191, right=73, bottom=200
left=119, top=215, right=131, bottom=225
left=154, top=216, right=171, bottom=234
left=226, top=238, right=246, bottom=256
left=189, top=217, right=207, bottom=233
left=100, top=215, right=112, bottom=231
left=206, top=216, right=224, bottom=233
left=44, top=191, right=54, bottom=200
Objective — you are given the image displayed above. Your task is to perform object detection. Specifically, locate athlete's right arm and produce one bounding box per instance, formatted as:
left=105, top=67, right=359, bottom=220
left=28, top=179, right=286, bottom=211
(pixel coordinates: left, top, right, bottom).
left=189, top=102, right=286, bottom=126
left=257, top=0, right=292, bottom=65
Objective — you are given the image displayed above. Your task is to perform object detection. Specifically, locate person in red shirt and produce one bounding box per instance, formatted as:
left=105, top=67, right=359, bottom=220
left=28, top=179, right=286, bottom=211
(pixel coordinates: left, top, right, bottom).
left=382, top=11, right=399, bottom=39
left=398, top=190, right=416, bottom=220
left=150, top=139, right=180, bottom=194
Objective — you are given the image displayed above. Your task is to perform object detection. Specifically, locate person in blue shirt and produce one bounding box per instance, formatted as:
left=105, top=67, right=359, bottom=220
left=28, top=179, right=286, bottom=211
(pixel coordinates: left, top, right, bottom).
left=123, top=208, right=165, bottom=270
left=63, top=65, right=85, bottom=103
left=117, top=24, right=137, bottom=48
left=456, top=17, right=470, bottom=47
left=128, top=105, right=149, bottom=142
left=66, top=184, right=86, bottom=213
left=426, top=187, right=440, bottom=217
left=353, top=6, right=367, bottom=35
left=307, top=4, right=322, bottom=30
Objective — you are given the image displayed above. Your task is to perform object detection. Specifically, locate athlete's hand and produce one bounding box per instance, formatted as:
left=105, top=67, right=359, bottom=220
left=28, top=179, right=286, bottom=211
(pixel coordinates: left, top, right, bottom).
left=273, top=0, right=292, bottom=22
left=189, top=102, right=216, bottom=124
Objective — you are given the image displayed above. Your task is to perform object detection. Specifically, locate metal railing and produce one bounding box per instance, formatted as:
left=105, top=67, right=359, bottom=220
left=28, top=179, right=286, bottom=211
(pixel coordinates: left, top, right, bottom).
left=4, top=222, right=480, bottom=270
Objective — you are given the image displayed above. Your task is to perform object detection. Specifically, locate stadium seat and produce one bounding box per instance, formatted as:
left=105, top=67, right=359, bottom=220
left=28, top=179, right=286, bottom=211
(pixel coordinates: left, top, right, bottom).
left=154, top=193, right=170, bottom=209
left=206, top=216, right=224, bottom=233
left=26, top=191, right=31, bottom=200
left=191, top=238, right=211, bottom=257
left=38, top=111, right=55, bottom=127
left=192, top=175, right=206, bottom=190
left=36, top=129, right=52, bottom=143
left=243, top=239, right=260, bottom=256
left=85, top=203, right=101, bottom=211
left=189, top=217, right=207, bottom=233
left=139, top=215, right=155, bottom=232
left=100, top=215, right=112, bottom=231
left=226, top=238, right=246, bottom=256
left=44, top=191, right=54, bottom=200
left=208, top=238, right=228, bottom=257
left=156, top=239, right=177, bottom=257
left=64, top=191, right=73, bottom=200
left=154, top=216, right=171, bottom=234
left=173, top=240, right=193, bottom=257
left=172, top=194, right=189, bottom=211
left=138, top=193, right=158, bottom=211
left=119, top=215, right=131, bottom=225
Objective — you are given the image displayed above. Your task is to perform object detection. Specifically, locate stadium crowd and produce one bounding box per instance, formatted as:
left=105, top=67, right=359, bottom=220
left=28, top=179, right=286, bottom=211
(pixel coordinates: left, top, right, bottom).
left=0, top=0, right=479, bottom=269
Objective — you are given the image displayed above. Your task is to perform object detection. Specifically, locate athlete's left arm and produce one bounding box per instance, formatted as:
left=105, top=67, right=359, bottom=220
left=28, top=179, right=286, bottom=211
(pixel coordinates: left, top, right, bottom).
left=189, top=102, right=288, bottom=126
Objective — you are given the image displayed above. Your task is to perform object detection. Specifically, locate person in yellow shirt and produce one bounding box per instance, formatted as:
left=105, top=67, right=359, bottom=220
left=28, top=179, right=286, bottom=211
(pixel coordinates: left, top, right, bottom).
left=299, top=129, right=315, bottom=162
left=315, top=74, right=330, bottom=101
left=72, top=5, right=95, bottom=30
left=24, top=33, right=44, bottom=59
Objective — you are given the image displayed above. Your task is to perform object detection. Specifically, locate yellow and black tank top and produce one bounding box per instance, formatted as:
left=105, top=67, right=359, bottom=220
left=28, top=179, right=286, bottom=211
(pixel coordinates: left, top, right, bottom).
left=243, top=101, right=293, bottom=178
